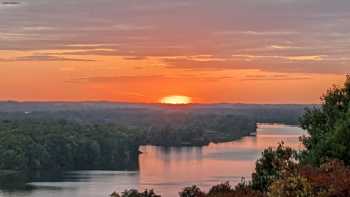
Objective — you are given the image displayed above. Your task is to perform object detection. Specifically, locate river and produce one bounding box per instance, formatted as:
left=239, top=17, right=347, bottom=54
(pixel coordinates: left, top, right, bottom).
left=0, top=123, right=307, bottom=197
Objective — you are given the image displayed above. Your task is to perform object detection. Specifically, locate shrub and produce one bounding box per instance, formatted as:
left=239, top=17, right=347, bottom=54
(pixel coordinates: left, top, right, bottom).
left=230, top=181, right=265, bottom=197
left=207, top=181, right=264, bottom=197
left=300, top=160, right=350, bottom=197
left=179, top=185, right=206, bottom=197
left=268, top=176, right=313, bottom=197
left=111, top=189, right=161, bottom=197
left=207, top=182, right=233, bottom=196
left=268, top=160, right=350, bottom=197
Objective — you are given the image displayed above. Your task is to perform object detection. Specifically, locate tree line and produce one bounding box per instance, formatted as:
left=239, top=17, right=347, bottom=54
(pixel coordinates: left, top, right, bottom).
left=0, top=120, right=141, bottom=172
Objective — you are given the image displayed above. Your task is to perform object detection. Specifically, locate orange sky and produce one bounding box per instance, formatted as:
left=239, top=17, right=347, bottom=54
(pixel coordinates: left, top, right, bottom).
left=0, top=0, right=348, bottom=104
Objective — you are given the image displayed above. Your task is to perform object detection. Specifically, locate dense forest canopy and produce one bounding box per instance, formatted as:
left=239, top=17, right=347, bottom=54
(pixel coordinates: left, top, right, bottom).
left=0, top=120, right=141, bottom=171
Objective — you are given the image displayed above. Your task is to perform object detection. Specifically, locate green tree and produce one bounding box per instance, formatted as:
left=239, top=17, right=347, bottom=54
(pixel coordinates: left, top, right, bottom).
left=0, top=119, right=141, bottom=172
left=207, top=182, right=233, bottom=196
left=252, top=143, right=298, bottom=192
left=179, top=185, right=206, bottom=197
left=300, top=75, right=350, bottom=165
left=111, top=189, right=161, bottom=197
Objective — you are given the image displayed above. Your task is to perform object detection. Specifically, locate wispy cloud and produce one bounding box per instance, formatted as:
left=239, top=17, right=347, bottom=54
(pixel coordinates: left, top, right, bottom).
left=214, top=31, right=299, bottom=36
left=242, top=74, right=311, bottom=81
left=231, top=54, right=326, bottom=61
left=0, top=55, right=95, bottom=62
left=1, top=1, right=21, bottom=7
left=67, top=74, right=232, bottom=84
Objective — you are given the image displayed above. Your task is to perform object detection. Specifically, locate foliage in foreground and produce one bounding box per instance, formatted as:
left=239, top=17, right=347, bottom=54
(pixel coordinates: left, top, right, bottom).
left=267, top=160, right=350, bottom=197
left=111, top=182, right=264, bottom=197
left=112, top=159, right=350, bottom=197
left=251, top=143, right=298, bottom=192
left=111, top=189, right=161, bottom=197
left=300, top=75, right=350, bottom=165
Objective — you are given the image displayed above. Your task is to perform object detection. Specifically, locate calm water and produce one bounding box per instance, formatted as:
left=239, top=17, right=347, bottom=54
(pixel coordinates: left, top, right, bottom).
left=0, top=124, right=306, bottom=197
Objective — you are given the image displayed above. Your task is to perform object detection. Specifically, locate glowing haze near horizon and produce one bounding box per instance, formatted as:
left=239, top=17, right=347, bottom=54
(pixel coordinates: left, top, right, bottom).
left=0, top=0, right=349, bottom=104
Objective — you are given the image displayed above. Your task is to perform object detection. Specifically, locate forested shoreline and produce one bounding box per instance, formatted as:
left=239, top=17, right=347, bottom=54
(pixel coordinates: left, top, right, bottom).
left=0, top=120, right=141, bottom=172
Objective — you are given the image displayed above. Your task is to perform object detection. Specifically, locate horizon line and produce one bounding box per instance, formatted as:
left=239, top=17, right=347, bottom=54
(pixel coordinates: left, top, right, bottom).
left=0, top=100, right=319, bottom=105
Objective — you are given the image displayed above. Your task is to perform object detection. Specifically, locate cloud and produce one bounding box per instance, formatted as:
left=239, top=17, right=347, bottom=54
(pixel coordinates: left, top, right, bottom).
left=1, top=1, right=21, bottom=6
left=71, top=75, right=164, bottom=83
left=0, top=32, right=39, bottom=41
left=21, top=26, right=56, bottom=31
left=163, top=58, right=247, bottom=71
left=67, top=74, right=232, bottom=84
left=269, top=45, right=302, bottom=50
left=42, top=49, right=121, bottom=56
left=214, top=31, right=299, bottom=36
left=112, top=24, right=153, bottom=31
left=131, top=1, right=192, bottom=11
left=123, top=56, right=148, bottom=60
left=231, top=54, right=326, bottom=61
left=0, top=55, right=95, bottom=62
left=242, top=74, right=311, bottom=81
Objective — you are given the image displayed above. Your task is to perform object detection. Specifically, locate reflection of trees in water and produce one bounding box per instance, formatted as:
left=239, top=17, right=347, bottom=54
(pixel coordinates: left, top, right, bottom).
left=255, top=124, right=306, bottom=150
left=148, top=146, right=204, bottom=166
left=0, top=171, right=85, bottom=197
left=0, top=171, right=32, bottom=191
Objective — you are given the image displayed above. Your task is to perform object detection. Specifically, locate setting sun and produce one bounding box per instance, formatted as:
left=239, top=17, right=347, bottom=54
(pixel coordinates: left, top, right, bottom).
left=160, top=95, right=192, bottom=105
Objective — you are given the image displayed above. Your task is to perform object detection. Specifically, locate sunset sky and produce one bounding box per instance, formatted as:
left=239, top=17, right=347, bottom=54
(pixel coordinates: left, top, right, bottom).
left=0, top=0, right=349, bottom=103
